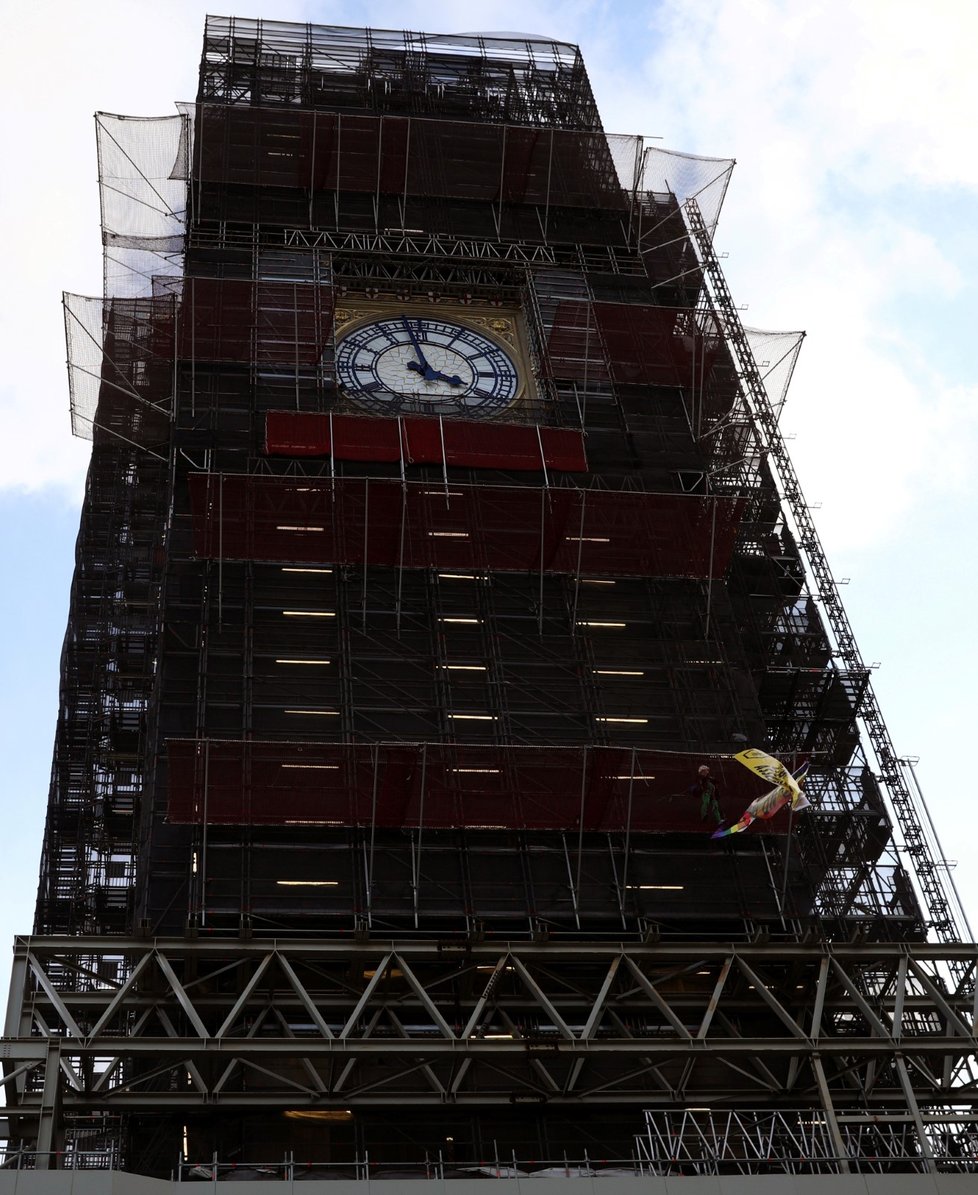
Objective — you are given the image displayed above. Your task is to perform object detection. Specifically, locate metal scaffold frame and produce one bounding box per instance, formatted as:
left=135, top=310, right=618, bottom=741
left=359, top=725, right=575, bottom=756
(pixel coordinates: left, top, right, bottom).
left=48, top=121, right=941, bottom=951
left=198, top=18, right=601, bottom=130
left=638, top=1105, right=978, bottom=1176
left=683, top=198, right=971, bottom=946
left=3, top=938, right=978, bottom=1173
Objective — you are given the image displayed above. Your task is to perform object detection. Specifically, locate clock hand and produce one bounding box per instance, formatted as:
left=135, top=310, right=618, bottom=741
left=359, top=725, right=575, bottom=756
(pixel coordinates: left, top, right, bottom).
left=401, top=318, right=432, bottom=375
left=407, top=361, right=458, bottom=383
left=402, top=323, right=464, bottom=385
left=406, top=360, right=462, bottom=385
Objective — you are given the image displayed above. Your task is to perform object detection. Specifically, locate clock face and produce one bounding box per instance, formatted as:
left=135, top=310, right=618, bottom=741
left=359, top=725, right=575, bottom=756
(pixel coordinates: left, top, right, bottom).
left=335, top=314, right=522, bottom=417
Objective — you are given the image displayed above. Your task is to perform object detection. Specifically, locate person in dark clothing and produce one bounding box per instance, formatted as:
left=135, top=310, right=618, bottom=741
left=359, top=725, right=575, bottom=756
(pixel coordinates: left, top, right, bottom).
left=690, top=764, right=722, bottom=824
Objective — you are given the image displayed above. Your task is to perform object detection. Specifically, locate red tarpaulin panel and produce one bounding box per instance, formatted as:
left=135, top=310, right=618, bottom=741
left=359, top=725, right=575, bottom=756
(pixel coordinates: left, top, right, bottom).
left=194, top=107, right=404, bottom=194
left=196, top=106, right=318, bottom=189
left=265, top=413, right=403, bottom=461
left=593, top=301, right=684, bottom=386
left=178, top=278, right=335, bottom=365
left=194, top=105, right=630, bottom=210
left=544, top=301, right=729, bottom=395
left=167, top=740, right=804, bottom=835
left=187, top=474, right=744, bottom=580
left=264, top=411, right=588, bottom=472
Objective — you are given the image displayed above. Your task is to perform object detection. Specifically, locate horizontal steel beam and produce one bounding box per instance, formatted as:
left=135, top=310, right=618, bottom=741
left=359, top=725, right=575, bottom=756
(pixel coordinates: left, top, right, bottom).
left=1, top=1036, right=975, bottom=1057
left=18, top=992, right=969, bottom=1012
left=9, top=1090, right=975, bottom=1112
left=14, top=934, right=978, bottom=962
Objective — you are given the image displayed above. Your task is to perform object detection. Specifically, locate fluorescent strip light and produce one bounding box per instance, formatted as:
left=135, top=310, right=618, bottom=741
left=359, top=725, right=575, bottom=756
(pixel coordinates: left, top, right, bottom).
left=626, top=884, right=684, bottom=891
left=577, top=621, right=626, bottom=628
left=440, top=617, right=480, bottom=624
left=281, top=566, right=332, bottom=574
left=424, top=490, right=464, bottom=496
left=282, top=610, right=335, bottom=617
left=449, top=713, right=496, bottom=720
left=439, top=573, right=477, bottom=580
left=613, top=775, right=655, bottom=781
left=284, top=709, right=340, bottom=716
left=281, top=764, right=340, bottom=770
left=451, top=768, right=500, bottom=774
left=565, top=536, right=610, bottom=543
left=594, top=669, right=644, bottom=676
left=440, top=664, right=486, bottom=671
left=276, top=658, right=331, bottom=665
left=596, top=716, right=648, bottom=724
left=429, top=531, right=469, bottom=538
left=283, top=1110, right=352, bottom=1122
left=276, top=525, right=324, bottom=532
left=276, top=880, right=339, bottom=887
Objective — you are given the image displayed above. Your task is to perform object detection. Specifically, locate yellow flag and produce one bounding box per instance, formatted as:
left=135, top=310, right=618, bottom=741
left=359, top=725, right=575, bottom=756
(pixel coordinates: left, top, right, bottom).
left=734, top=748, right=801, bottom=802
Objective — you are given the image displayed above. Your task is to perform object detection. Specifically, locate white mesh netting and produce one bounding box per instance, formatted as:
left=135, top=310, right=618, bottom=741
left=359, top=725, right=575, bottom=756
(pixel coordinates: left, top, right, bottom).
left=606, top=133, right=644, bottom=195
left=744, top=327, right=805, bottom=420
left=640, top=146, right=734, bottom=237
left=64, top=291, right=175, bottom=444
left=97, top=111, right=188, bottom=299
left=64, top=293, right=105, bottom=439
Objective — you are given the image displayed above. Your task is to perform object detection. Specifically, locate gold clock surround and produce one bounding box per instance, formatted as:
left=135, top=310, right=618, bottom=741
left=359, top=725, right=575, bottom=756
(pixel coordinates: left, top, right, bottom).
left=332, top=299, right=537, bottom=412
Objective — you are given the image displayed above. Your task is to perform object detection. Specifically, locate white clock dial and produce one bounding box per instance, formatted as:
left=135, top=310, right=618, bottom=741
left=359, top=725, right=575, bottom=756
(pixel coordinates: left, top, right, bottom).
left=335, top=314, right=521, bottom=417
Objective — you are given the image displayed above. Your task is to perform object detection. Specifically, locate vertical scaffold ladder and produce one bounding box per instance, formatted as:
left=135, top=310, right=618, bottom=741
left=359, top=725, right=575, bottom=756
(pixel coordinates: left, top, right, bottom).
left=684, top=197, right=967, bottom=945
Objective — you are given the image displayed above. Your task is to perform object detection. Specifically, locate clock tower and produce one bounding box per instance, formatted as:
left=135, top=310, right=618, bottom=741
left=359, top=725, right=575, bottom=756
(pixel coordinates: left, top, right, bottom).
left=8, top=15, right=977, bottom=1184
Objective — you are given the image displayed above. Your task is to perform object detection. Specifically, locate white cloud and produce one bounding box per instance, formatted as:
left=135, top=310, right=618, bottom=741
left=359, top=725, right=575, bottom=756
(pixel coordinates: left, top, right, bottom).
left=574, top=0, right=978, bottom=555
left=2, top=0, right=310, bottom=494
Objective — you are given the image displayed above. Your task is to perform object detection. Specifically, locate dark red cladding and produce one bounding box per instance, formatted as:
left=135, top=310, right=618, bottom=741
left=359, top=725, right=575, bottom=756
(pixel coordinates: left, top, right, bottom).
left=167, top=739, right=801, bottom=836
left=265, top=411, right=588, bottom=471
left=187, top=473, right=744, bottom=580
left=545, top=302, right=728, bottom=412
left=178, top=278, right=335, bottom=365
left=194, top=105, right=629, bottom=210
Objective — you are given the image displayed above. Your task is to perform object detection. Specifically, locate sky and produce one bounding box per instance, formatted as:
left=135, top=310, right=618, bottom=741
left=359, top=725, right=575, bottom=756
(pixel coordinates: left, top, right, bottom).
left=2, top=0, right=978, bottom=996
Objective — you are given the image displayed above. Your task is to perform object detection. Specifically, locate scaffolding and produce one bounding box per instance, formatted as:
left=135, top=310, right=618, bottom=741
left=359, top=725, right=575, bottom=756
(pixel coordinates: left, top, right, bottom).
left=638, top=1106, right=978, bottom=1176
left=4, top=938, right=978, bottom=1173
left=683, top=198, right=971, bottom=944
left=198, top=19, right=603, bottom=130
left=11, top=13, right=971, bottom=1180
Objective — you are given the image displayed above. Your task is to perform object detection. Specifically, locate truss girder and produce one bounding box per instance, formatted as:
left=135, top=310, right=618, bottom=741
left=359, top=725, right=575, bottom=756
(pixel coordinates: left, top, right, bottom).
left=4, top=937, right=977, bottom=1118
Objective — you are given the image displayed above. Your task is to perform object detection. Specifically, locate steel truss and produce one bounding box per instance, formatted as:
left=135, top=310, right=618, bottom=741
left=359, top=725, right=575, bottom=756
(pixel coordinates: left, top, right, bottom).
left=4, top=936, right=978, bottom=1166
left=639, top=1106, right=978, bottom=1175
